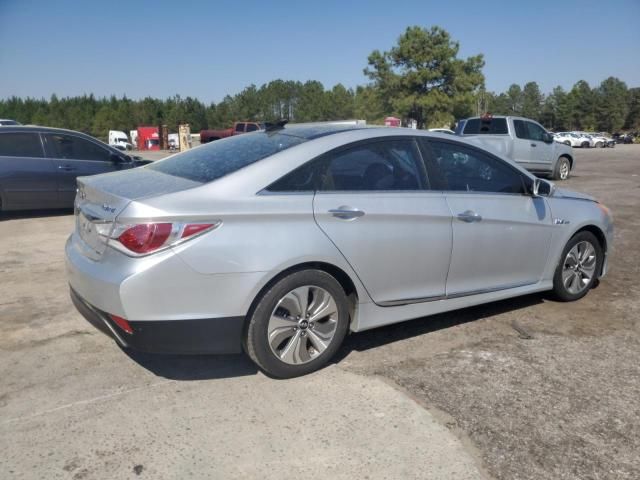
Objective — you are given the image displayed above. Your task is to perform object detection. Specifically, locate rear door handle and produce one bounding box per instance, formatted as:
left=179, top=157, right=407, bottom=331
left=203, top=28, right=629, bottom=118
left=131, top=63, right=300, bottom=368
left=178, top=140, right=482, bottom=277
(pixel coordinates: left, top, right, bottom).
left=329, top=206, right=365, bottom=220
left=58, top=165, right=75, bottom=171
left=531, top=143, right=537, bottom=147
left=457, top=210, right=482, bottom=223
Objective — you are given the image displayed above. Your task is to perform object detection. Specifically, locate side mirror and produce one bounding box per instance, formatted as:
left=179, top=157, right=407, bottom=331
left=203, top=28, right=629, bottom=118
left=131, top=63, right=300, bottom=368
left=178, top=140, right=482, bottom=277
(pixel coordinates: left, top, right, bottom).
left=543, top=132, right=554, bottom=144
left=110, top=153, right=127, bottom=164
left=531, top=178, right=540, bottom=197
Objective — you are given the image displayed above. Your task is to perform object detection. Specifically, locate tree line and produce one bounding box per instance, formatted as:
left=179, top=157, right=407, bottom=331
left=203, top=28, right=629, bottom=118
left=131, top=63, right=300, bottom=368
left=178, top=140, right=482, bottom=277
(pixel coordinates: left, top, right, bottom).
left=1, top=26, right=638, bottom=140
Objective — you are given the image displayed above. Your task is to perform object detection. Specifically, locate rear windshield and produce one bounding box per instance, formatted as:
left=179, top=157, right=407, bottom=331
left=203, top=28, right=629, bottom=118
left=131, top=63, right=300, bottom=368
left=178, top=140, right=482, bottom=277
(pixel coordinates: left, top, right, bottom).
left=147, top=132, right=306, bottom=183
left=462, top=118, right=509, bottom=135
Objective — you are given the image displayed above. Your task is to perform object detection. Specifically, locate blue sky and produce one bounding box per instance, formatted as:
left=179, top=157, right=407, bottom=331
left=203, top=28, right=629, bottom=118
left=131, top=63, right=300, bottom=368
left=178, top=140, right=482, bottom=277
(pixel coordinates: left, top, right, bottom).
left=1, top=0, right=638, bottom=103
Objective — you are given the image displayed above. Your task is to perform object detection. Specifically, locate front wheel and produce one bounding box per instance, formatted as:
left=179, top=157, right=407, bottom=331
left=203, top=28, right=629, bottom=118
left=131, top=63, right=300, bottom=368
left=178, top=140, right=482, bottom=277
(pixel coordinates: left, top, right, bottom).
left=244, top=270, right=350, bottom=378
left=552, top=231, right=603, bottom=302
left=553, top=157, right=571, bottom=180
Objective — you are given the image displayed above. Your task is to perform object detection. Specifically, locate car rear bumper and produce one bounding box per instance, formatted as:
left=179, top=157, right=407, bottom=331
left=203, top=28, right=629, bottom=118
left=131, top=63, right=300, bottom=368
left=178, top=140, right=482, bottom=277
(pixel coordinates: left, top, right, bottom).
left=70, top=288, right=244, bottom=354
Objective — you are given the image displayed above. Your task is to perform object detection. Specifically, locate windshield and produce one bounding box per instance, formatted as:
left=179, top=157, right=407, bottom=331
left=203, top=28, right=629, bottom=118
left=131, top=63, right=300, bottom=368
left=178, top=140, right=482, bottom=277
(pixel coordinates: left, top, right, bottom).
left=147, top=131, right=307, bottom=183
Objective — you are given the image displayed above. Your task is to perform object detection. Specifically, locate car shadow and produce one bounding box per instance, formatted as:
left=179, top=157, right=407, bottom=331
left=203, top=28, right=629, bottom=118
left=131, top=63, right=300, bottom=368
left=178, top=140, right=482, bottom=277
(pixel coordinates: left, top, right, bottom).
left=333, top=293, right=546, bottom=362
left=121, top=293, right=547, bottom=381
left=122, top=349, right=259, bottom=380
left=0, top=208, right=73, bottom=220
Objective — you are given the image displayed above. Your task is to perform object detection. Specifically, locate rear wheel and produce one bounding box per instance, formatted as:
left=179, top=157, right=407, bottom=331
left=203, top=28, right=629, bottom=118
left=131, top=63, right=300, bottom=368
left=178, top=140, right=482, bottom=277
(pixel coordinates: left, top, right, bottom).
left=553, top=157, right=571, bottom=180
left=244, top=270, right=350, bottom=378
left=581, top=141, right=590, bottom=148
left=563, top=140, right=571, bottom=146
left=552, top=231, right=602, bottom=302
left=596, top=141, right=604, bottom=148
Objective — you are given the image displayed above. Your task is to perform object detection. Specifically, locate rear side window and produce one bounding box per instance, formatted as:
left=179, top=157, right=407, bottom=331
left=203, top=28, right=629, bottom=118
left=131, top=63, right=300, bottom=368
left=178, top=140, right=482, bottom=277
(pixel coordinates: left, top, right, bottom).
left=45, top=134, right=112, bottom=162
left=319, top=139, right=425, bottom=191
left=148, top=132, right=306, bottom=183
left=0, top=133, right=44, bottom=158
left=462, top=118, right=508, bottom=135
left=235, top=123, right=245, bottom=133
left=513, top=120, right=527, bottom=139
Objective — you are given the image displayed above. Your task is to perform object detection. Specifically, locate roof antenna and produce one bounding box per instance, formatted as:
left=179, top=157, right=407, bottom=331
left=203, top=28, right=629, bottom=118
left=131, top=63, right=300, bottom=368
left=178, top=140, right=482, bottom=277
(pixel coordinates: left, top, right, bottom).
left=264, top=119, right=289, bottom=132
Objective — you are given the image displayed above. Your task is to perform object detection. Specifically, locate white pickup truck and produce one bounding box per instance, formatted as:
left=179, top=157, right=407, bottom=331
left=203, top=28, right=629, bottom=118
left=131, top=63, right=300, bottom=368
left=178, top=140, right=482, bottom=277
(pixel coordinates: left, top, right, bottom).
left=455, top=115, right=574, bottom=180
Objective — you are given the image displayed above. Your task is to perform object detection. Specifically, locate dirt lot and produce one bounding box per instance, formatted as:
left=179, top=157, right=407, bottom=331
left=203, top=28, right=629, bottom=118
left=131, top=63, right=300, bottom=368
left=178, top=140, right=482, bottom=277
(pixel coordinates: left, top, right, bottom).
left=1, top=145, right=639, bottom=479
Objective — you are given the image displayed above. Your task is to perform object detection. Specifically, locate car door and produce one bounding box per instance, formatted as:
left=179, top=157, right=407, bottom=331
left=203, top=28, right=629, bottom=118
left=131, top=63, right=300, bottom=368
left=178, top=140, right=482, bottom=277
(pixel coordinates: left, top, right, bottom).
left=423, top=139, right=554, bottom=296
left=312, top=138, right=453, bottom=305
left=0, top=131, right=59, bottom=210
left=524, top=120, right=554, bottom=170
left=43, top=133, right=127, bottom=206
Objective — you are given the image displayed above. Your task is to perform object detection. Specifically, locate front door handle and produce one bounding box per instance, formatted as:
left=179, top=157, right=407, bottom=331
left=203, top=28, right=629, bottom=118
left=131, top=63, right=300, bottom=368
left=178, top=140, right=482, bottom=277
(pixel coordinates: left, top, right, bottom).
left=457, top=210, right=482, bottom=223
left=531, top=143, right=537, bottom=147
left=329, top=206, right=365, bottom=220
left=58, top=165, right=76, bottom=171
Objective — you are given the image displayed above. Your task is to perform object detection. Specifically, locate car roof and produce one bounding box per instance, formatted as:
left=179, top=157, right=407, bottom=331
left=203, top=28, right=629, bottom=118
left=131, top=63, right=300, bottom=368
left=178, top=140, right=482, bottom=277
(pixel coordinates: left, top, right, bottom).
left=274, top=123, right=370, bottom=140
left=0, top=125, right=94, bottom=135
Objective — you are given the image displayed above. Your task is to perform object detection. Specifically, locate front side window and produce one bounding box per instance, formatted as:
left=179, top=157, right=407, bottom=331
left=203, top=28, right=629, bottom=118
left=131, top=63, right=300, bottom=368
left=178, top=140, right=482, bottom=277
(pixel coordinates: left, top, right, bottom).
left=0, top=133, right=43, bottom=157
left=320, top=140, right=425, bottom=191
left=46, top=134, right=111, bottom=161
left=426, top=140, right=525, bottom=194
left=246, top=124, right=259, bottom=132
left=526, top=122, right=546, bottom=142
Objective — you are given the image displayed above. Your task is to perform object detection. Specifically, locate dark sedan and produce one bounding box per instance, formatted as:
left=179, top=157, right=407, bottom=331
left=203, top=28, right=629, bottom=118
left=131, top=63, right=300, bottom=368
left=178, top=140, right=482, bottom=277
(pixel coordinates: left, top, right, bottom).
left=0, top=126, right=150, bottom=211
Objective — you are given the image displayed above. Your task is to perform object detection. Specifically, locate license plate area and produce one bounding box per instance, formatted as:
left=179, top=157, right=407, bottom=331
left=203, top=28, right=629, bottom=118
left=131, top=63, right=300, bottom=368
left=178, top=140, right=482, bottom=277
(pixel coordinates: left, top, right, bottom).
left=77, top=210, right=109, bottom=257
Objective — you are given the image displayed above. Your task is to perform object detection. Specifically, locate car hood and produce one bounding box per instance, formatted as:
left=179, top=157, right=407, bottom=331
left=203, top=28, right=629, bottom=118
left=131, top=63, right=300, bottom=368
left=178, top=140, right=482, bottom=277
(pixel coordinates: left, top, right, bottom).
left=551, top=187, right=596, bottom=202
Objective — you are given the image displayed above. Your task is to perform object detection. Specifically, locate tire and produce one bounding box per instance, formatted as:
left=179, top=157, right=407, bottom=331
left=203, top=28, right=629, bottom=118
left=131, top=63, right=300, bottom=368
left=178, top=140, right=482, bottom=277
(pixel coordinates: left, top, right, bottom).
left=596, top=141, right=604, bottom=148
left=244, top=269, right=350, bottom=378
left=581, top=141, right=590, bottom=148
left=553, top=157, right=571, bottom=180
left=552, top=231, right=603, bottom=302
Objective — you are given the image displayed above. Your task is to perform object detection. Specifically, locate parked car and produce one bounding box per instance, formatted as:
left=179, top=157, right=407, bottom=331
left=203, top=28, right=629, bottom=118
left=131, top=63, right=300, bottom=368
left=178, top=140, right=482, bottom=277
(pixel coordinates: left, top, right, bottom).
left=0, top=119, right=22, bottom=126
left=553, top=132, right=582, bottom=147
left=572, top=132, right=596, bottom=148
left=613, top=133, right=635, bottom=144
left=0, top=126, right=150, bottom=211
left=200, top=121, right=264, bottom=143
left=455, top=115, right=574, bottom=180
left=66, top=123, right=613, bottom=378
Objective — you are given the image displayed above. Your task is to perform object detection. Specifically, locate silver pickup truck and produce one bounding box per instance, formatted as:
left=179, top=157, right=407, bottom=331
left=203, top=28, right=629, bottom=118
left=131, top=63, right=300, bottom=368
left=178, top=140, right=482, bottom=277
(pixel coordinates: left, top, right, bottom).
left=455, top=115, right=574, bottom=180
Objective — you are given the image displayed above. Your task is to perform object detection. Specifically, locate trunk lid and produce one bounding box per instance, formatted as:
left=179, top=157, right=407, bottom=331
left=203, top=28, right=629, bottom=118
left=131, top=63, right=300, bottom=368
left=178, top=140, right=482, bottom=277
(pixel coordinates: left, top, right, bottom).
left=74, top=168, right=202, bottom=260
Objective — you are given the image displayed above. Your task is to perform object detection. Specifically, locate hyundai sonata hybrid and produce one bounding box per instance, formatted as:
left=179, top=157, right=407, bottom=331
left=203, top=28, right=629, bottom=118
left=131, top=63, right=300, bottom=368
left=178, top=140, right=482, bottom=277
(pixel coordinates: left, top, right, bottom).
left=66, top=123, right=613, bottom=378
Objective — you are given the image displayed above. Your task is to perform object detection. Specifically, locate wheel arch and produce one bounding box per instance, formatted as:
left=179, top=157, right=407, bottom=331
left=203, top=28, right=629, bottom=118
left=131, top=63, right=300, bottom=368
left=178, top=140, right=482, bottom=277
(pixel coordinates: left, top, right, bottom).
left=571, top=224, right=608, bottom=276
left=560, top=153, right=573, bottom=170
left=244, top=261, right=361, bottom=333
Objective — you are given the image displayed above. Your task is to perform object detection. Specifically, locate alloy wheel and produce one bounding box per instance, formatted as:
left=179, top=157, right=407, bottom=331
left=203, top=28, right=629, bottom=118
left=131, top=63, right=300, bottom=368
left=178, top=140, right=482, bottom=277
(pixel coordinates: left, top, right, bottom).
left=267, top=286, right=339, bottom=365
left=562, top=241, right=597, bottom=294
left=559, top=161, right=570, bottom=180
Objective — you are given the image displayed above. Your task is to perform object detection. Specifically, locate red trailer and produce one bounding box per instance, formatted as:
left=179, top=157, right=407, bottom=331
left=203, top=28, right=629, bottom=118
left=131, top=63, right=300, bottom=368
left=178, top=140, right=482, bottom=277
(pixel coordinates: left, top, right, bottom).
left=137, top=126, right=160, bottom=151
left=384, top=116, right=401, bottom=128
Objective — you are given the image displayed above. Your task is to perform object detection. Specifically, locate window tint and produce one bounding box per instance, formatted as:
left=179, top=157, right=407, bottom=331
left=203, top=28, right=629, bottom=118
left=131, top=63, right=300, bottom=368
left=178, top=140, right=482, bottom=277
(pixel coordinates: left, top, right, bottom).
left=246, top=124, right=259, bottom=132
left=462, top=117, right=508, bottom=135
left=0, top=133, right=43, bottom=157
left=426, top=140, right=525, bottom=194
left=234, top=123, right=245, bottom=132
left=267, top=159, right=319, bottom=192
left=148, top=132, right=306, bottom=183
left=513, top=120, right=527, bottom=139
left=320, top=140, right=425, bottom=191
left=526, top=122, right=546, bottom=142
left=46, top=134, right=111, bottom=161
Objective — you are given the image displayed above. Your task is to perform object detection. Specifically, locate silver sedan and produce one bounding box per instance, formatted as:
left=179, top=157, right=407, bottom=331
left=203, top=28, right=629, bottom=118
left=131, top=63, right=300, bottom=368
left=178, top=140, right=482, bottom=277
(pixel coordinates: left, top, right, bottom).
left=66, top=124, right=613, bottom=378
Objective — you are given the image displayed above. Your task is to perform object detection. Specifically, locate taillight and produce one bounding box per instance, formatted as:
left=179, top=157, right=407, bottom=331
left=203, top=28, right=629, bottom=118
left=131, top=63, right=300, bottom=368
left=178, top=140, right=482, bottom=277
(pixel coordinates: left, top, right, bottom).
left=110, top=221, right=220, bottom=256
left=118, top=223, right=173, bottom=254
